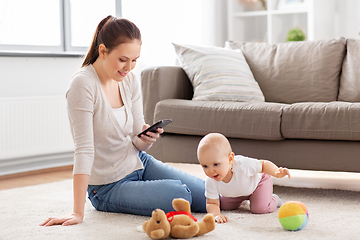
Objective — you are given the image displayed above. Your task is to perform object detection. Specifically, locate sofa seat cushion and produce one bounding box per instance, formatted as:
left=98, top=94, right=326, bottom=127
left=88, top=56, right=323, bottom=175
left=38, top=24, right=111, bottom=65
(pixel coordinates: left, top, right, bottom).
left=153, top=99, right=285, bottom=140
left=282, top=102, right=360, bottom=140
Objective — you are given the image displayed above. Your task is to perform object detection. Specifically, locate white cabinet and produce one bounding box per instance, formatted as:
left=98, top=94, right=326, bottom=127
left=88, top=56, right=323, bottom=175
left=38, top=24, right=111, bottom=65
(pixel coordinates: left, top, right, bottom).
left=227, top=0, right=339, bottom=44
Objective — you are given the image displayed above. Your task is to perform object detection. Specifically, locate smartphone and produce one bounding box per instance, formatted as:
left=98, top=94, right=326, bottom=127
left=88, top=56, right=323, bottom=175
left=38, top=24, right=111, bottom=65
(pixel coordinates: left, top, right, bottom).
left=137, top=119, right=172, bottom=138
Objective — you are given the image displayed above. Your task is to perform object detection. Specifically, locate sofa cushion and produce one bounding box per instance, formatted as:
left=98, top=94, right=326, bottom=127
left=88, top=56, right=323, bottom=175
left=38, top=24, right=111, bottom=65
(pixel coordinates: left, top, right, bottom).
left=153, top=99, right=285, bottom=140
left=281, top=102, right=360, bottom=140
left=225, top=38, right=346, bottom=104
left=172, top=43, right=265, bottom=102
left=338, top=39, right=360, bottom=102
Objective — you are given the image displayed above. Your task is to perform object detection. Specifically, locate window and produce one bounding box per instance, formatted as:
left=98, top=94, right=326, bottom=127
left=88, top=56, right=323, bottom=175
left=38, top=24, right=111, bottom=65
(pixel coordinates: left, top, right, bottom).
left=0, top=0, right=222, bottom=60
left=0, top=0, right=121, bottom=54
left=0, top=0, right=62, bottom=51
left=65, top=0, right=118, bottom=51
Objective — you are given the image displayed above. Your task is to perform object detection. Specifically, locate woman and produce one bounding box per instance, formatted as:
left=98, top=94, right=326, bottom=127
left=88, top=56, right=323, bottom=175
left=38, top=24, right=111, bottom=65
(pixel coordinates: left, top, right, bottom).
left=41, top=15, right=206, bottom=226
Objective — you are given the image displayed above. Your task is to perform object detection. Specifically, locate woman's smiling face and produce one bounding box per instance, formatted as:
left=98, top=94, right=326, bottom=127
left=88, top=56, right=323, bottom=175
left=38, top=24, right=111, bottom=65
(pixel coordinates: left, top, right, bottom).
left=100, top=39, right=141, bottom=82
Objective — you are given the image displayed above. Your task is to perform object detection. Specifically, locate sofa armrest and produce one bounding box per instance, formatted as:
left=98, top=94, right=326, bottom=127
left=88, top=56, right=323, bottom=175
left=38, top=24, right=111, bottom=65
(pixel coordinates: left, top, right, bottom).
left=141, top=66, right=193, bottom=124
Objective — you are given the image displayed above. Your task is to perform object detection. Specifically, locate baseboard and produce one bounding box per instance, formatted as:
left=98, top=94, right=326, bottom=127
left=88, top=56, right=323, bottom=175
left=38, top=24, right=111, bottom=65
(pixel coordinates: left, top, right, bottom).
left=166, top=163, right=360, bottom=192
left=272, top=169, right=360, bottom=192
left=0, top=152, right=74, bottom=176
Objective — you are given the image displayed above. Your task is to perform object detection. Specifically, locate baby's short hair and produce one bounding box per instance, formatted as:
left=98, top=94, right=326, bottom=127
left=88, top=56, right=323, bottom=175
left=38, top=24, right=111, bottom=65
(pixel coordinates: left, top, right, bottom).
left=198, top=133, right=232, bottom=156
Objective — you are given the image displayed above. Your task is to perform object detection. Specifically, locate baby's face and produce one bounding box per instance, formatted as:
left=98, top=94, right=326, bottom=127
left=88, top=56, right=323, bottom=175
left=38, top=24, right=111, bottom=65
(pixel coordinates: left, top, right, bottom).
left=198, top=148, right=232, bottom=182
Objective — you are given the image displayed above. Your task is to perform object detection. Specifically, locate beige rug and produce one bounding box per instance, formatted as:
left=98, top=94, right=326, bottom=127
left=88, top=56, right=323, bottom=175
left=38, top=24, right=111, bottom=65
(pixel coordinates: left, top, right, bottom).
left=1, top=164, right=360, bottom=240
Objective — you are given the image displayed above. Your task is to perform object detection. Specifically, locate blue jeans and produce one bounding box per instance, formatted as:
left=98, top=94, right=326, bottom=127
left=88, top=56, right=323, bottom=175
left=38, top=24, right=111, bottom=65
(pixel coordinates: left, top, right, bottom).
left=87, top=151, right=206, bottom=216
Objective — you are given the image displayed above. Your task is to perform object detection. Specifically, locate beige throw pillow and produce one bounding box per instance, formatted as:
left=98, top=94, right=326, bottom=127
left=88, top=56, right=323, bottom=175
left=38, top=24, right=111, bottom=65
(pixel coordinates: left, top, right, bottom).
left=173, top=43, right=265, bottom=102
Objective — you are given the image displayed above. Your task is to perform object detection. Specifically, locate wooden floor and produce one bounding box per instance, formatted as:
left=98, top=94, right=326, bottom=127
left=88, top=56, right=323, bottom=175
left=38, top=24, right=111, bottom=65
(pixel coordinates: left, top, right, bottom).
left=0, top=164, right=200, bottom=191
left=0, top=166, right=73, bottom=190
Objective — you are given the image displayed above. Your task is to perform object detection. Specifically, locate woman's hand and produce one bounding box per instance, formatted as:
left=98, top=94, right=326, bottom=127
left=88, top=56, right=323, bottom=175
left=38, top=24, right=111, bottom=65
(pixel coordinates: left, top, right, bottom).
left=136, top=124, right=164, bottom=151
left=138, top=124, right=164, bottom=145
left=41, top=174, right=88, bottom=227
left=40, top=213, right=83, bottom=227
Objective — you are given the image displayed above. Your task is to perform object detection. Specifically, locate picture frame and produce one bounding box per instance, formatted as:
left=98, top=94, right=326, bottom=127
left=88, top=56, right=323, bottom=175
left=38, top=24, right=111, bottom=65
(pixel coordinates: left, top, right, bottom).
left=277, top=0, right=308, bottom=10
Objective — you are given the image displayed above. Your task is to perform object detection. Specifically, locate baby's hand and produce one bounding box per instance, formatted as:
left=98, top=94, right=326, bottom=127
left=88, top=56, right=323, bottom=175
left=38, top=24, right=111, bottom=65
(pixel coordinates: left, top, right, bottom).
left=274, top=167, right=291, bottom=179
left=214, top=214, right=229, bottom=224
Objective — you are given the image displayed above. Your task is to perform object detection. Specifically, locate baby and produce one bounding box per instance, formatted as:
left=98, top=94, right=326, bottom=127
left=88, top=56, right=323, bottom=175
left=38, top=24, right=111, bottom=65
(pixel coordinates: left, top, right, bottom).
left=197, top=133, right=291, bottom=223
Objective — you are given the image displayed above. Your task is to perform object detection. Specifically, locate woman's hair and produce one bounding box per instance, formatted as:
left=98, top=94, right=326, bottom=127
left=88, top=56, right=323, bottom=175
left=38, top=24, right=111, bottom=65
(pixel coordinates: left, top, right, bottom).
left=82, top=15, right=141, bottom=67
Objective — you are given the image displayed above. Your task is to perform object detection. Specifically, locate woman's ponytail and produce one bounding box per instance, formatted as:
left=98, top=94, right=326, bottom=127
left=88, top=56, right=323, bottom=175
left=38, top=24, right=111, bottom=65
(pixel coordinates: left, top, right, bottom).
left=82, top=15, right=114, bottom=67
left=81, top=15, right=141, bottom=68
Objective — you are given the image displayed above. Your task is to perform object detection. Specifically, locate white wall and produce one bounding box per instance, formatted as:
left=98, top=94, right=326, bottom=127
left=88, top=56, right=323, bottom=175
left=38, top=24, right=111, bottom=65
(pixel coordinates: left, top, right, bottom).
left=0, top=56, right=83, bottom=98
left=333, top=0, right=360, bottom=39
left=0, top=56, right=83, bottom=175
left=202, top=0, right=228, bottom=47
left=314, top=0, right=360, bottom=41
left=122, top=0, right=228, bottom=79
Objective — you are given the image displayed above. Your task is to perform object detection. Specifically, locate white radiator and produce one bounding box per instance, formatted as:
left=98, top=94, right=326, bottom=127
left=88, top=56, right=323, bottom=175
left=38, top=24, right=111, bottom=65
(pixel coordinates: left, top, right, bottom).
left=0, top=96, right=74, bottom=175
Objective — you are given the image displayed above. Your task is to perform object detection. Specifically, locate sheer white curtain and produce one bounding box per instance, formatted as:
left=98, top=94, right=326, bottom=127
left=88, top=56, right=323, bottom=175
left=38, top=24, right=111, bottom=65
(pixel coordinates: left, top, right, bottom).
left=121, top=0, right=227, bottom=80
